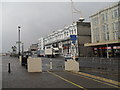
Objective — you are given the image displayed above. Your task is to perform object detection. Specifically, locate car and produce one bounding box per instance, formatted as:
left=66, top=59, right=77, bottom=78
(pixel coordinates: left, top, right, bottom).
left=64, top=54, right=73, bottom=61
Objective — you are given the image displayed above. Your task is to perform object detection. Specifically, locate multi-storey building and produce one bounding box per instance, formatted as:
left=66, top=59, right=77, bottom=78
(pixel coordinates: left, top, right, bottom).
left=44, top=23, right=78, bottom=55
left=85, top=2, right=120, bottom=57
left=28, top=43, right=38, bottom=55
left=38, top=20, right=92, bottom=57
left=38, top=37, right=44, bottom=50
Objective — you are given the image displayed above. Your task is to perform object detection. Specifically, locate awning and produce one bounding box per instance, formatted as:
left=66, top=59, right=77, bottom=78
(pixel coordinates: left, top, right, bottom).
left=84, top=40, right=120, bottom=47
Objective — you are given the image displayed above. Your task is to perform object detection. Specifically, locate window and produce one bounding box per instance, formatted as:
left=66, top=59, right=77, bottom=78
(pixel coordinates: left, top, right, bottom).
left=93, top=28, right=99, bottom=42
left=64, top=32, right=66, bottom=36
left=118, top=7, right=120, bottom=17
left=102, top=24, right=109, bottom=41
left=67, top=31, right=69, bottom=36
left=105, top=13, right=108, bottom=21
left=101, top=12, right=108, bottom=22
left=101, top=13, right=105, bottom=21
left=112, top=9, right=119, bottom=19
left=114, top=31, right=118, bottom=40
left=96, top=28, right=99, bottom=42
left=113, top=22, right=119, bottom=31
left=92, top=17, right=98, bottom=25
left=72, top=30, right=73, bottom=34
left=113, top=21, right=119, bottom=40
left=74, top=29, right=76, bottom=34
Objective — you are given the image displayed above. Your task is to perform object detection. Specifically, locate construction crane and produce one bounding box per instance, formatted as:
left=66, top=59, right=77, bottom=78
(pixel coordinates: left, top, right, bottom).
left=71, top=0, right=85, bottom=22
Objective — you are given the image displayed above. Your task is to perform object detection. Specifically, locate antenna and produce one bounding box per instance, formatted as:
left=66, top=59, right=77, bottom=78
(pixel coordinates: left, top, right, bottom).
left=71, top=0, right=85, bottom=22
left=71, top=0, right=74, bottom=22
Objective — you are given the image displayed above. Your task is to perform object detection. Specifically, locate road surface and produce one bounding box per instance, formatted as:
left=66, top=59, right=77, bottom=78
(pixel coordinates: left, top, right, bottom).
left=2, top=56, right=119, bottom=89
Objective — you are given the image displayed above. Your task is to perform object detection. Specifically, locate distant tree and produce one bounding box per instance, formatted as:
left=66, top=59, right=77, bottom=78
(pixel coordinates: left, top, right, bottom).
left=12, top=46, right=17, bottom=54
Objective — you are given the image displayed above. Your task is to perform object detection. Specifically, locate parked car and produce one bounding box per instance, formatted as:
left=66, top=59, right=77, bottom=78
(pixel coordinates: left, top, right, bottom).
left=64, top=54, right=73, bottom=61
left=64, top=53, right=79, bottom=61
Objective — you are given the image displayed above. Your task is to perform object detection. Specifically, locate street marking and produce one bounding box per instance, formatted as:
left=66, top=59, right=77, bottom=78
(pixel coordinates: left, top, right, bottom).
left=47, top=70, right=87, bottom=90
left=77, top=71, right=119, bottom=85
left=68, top=71, right=120, bottom=88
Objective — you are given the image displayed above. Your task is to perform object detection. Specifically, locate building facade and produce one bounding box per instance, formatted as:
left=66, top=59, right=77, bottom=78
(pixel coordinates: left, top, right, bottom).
left=85, top=2, right=120, bottom=57
left=28, top=43, right=38, bottom=55
left=43, top=23, right=78, bottom=55
left=38, top=37, right=44, bottom=50
left=38, top=21, right=92, bottom=57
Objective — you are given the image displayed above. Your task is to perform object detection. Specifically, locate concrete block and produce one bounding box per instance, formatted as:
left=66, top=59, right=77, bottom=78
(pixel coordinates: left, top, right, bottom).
left=27, top=58, right=42, bottom=72
left=65, top=60, right=79, bottom=72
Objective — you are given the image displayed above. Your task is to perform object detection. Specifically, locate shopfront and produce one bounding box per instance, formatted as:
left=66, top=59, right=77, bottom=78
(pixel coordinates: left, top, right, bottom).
left=93, top=45, right=120, bottom=57
left=85, top=41, right=120, bottom=58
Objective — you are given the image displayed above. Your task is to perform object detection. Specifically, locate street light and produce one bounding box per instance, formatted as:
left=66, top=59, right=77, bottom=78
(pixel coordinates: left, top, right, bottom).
left=106, top=44, right=109, bottom=58
left=22, top=42, right=24, bottom=55
left=17, top=26, right=21, bottom=56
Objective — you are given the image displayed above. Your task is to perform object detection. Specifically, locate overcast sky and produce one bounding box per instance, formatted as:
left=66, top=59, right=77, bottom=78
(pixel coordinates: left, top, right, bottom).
left=2, top=2, right=116, bottom=53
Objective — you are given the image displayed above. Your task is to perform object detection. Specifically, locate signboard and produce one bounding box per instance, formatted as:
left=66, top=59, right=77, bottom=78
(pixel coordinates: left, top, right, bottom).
left=70, top=35, right=77, bottom=41
left=70, top=35, right=77, bottom=44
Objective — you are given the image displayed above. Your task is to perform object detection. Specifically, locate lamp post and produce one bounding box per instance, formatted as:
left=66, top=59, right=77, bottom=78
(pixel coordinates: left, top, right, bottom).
left=106, top=44, right=109, bottom=58
left=22, top=42, right=24, bottom=55
left=18, top=26, right=21, bottom=56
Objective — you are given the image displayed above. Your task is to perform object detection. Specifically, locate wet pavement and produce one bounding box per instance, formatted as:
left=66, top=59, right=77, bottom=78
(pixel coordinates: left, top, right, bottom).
left=2, top=56, right=119, bottom=89
left=78, top=57, right=119, bottom=81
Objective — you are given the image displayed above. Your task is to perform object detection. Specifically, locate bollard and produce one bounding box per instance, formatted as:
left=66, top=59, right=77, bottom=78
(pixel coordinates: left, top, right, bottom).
left=25, top=64, right=27, bottom=69
left=50, top=59, right=52, bottom=70
left=8, top=63, right=11, bottom=73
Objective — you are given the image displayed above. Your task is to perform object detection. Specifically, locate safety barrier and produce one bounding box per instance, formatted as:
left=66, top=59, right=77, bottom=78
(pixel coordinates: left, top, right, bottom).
left=27, top=57, right=42, bottom=72
left=65, top=59, right=79, bottom=72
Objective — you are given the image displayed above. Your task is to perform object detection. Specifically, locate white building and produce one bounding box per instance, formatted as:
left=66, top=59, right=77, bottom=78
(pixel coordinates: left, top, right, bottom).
left=90, top=2, right=120, bottom=43
left=38, top=20, right=92, bottom=57
left=85, top=1, right=120, bottom=57
left=38, top=37, right=44, bottom=50
left=43, top=23, right=78, bottom=55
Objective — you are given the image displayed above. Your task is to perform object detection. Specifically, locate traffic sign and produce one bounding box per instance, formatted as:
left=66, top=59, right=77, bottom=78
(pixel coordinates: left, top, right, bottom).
left=70, top=35, right=77, bottom=44
left=70, top=35, right=77, bottom=41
